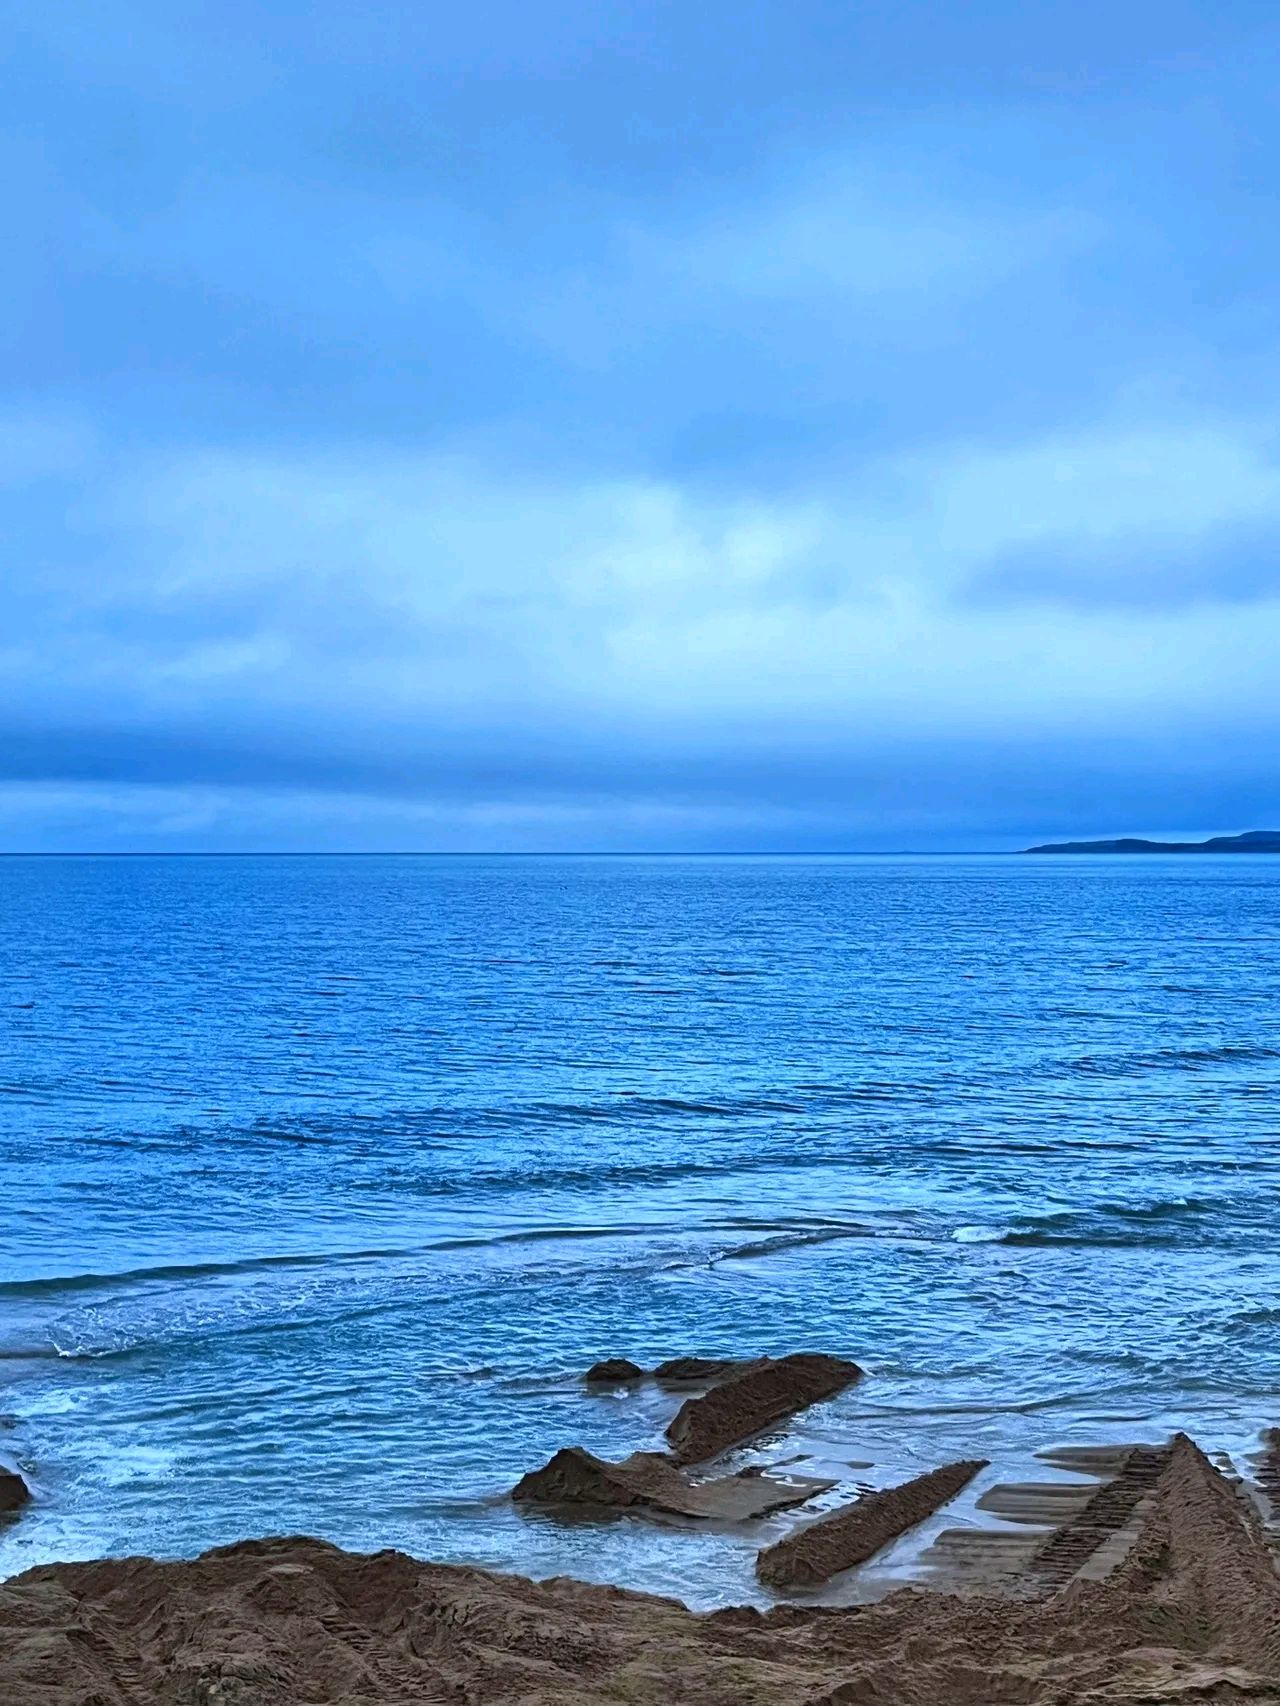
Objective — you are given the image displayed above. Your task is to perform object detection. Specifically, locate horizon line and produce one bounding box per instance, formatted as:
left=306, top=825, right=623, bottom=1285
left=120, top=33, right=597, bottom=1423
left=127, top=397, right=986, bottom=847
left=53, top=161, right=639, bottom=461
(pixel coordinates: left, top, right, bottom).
left=0, top=847, right=1020, bottom=858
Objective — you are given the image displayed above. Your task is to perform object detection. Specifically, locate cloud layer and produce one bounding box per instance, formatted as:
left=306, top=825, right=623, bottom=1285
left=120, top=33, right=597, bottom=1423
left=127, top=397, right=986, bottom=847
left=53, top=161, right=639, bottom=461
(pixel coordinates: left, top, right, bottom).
left=4, top=1, right=1279, bottom=847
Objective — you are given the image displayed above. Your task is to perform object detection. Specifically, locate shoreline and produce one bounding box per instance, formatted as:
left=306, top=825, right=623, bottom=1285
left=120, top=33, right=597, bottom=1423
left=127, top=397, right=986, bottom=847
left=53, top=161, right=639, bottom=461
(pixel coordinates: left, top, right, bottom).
left=3, top=1433, right=1278, bottom=1704
left=4, top=1358, right=1277, bottom=1610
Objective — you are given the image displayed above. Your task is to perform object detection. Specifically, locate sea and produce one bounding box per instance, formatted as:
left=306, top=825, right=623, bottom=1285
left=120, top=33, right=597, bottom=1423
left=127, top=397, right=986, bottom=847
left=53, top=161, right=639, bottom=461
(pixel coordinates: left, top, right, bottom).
left=2, top=852, right=1278, bottom=1606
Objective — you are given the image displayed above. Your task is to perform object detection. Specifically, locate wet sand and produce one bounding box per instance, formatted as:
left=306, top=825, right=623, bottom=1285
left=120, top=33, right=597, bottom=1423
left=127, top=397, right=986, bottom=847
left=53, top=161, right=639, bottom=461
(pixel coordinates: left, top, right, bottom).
left=664, top=1353, right=863, bottom=1465
left=756, top=1457, right=987, bottom=1588
left=513, top=1445, right=834, bottom=1520
left=4, top=1434, right=1280, bottom=1704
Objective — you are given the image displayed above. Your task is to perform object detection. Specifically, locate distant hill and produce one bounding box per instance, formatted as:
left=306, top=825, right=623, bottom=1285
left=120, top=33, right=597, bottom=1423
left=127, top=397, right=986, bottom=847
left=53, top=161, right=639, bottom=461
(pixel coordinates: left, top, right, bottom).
left=1026, top=830, right=1280, bottom=854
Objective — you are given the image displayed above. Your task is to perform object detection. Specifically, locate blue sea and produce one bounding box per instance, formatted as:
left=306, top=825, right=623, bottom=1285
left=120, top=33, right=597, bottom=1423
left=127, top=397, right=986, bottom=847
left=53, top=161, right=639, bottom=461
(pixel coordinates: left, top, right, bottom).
left=2, top=853, right=1278, bottom=1605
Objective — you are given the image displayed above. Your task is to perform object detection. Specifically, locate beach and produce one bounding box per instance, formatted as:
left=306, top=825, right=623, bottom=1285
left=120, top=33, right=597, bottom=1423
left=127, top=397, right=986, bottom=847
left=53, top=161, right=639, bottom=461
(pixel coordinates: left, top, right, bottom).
left=5, top=1350, right=1280, bottom=1702
left=3, top=854, right=1279, bottom=1696
left=4, top=1430, right=1280, bottom=1704
left=11, top=0, right=1280, bottom=1683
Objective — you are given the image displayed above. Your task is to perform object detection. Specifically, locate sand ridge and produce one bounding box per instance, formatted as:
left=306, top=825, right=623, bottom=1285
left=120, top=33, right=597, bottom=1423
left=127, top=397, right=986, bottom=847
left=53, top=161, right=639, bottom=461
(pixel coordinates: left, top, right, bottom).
left=0, top=1467, right=30, bottom=1515
left=665, top=1352, right=863, bottom=1465
left=756, top=1458, right=988, bottom=1588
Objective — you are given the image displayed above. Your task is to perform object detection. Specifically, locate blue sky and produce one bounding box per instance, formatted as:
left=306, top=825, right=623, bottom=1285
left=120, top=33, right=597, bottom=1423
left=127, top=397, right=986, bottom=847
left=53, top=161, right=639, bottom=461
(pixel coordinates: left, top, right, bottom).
left=5, top=0, right=1280, bottom=850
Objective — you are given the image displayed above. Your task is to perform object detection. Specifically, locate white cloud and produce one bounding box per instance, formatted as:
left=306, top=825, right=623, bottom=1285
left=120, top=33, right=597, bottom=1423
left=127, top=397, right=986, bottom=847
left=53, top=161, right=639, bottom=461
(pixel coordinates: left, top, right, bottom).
left=622, top=169, right=1099, bottom=304
left=8, top=402, right=1280, bottom=772
left=911, top=417, right=1280, bottom=561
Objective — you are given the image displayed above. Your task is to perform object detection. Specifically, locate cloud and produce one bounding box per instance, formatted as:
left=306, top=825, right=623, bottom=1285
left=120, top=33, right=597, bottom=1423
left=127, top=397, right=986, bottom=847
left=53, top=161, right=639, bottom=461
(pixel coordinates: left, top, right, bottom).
left=3, top=397, right=1280, bottom=853
left=963, top=525, right=1280, bottom=611
left=0, top=406, right=93, bottom=485
left=932, top=419, right=1280, bottom=608
left=514, top=160, right=1104, bottom=387
left=619, top=170, right=1099, bottom=305
left=0, top=779, right=799, bottom=853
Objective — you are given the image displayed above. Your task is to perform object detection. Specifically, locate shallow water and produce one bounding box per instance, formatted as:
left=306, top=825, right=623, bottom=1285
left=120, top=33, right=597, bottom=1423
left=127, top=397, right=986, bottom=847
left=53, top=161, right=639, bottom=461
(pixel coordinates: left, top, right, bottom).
left=1, top=852, right=1278, bottom=1604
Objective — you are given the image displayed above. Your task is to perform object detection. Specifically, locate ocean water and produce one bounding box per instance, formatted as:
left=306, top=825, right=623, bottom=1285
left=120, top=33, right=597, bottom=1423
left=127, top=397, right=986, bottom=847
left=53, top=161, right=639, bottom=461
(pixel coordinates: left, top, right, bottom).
left=2, top=852, right=1279, bottom=1605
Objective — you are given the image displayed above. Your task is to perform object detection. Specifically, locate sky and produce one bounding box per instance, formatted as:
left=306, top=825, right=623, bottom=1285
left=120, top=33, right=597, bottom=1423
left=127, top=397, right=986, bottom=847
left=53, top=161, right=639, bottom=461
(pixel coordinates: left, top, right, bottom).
left=5, top=0, right=1280, bottom=851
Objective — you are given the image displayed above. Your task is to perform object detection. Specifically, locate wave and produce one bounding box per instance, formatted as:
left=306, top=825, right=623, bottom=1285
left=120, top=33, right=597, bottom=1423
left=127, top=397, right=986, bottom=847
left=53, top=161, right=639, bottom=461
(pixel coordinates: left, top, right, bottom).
left=0, top=1342, right=139, bottom=1364
left=1106, top=1197, right=1206, bottom=1219
left=950, top=1195, right=1221, bottom=1249
left=858, top=1384, right=1134, bottom=1418
left=708, top=1224, right=881, bottom=1263
left=4, top=1187, right=1236, bottom=1308
left=383, top=1146, right=873, bottom=1201
left=519, top=1092, right=808, bottom=1122
left=1218, top=1305, right=1280, bottom=1334
left=1065, top=1043, right=1280, bottom=1078
left=0, top=1246, right=423, bottom=1299
left=7, top=1207, right=884, bottom=1325
left=60, top=1081, right=941, bottom=1156
left=0, top=1222, right=689, bottom=1301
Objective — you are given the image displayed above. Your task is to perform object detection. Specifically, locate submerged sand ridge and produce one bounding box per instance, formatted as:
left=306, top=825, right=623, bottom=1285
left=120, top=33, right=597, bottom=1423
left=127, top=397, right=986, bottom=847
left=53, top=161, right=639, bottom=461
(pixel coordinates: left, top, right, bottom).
left=663, top=1352, right=863, bottom=1464
left=3, top=1436, right=1279, bottom=1705
left=756, top=1458, right=988, bottom=1588
left=517, top=1351, right=859, bottom=1529
left=512, top=1446, right=835, bottom=1520
left=0, top=1467, right=31, bottom=1515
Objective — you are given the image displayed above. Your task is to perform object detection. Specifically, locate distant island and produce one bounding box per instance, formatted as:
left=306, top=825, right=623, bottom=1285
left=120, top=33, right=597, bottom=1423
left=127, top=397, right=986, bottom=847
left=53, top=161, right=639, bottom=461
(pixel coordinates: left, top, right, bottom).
left=1026, top=830, right=1280, bottom=854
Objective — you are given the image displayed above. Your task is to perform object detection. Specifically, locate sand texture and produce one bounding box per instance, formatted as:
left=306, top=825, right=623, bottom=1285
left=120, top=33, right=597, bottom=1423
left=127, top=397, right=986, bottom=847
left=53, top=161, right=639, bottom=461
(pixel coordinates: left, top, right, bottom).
left=0, top=1468, right=30, bottom=1514
left=1023, top=1444, right=1173, bottom=1592
left=583, top=1360, right=646, bottom=1385
left=665, top=1352, right=863, bottom=1464
left=756, top=1458, right=987, bottom=1587
left=512, top=1446, right=834, bottom=1520
left=3, top=1435, right=1278, bottom=1705
left=1258, top=1427, right=1280, bottom=1526
left=652, top=1357, right=768, bottom=1388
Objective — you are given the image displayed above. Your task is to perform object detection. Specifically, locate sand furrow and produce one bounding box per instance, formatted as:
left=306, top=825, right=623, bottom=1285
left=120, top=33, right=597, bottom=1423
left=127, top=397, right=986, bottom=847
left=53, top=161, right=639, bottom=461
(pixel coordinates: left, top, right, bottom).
left=1024, top=1443, right=1172, bottom=1591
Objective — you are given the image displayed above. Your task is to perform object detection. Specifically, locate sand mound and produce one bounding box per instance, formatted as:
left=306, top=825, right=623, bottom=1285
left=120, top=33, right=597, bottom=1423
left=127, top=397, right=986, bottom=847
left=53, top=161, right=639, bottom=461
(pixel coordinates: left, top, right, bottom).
left=3, top=1437, right=1278, bottom=1705
left=666, top=1353, right=863, bottom=1464
left=582, top=1359, right=645, bottom=1385
left=756, top=1459, right=987, bottom=1587
left=579, top=1356, right=768, bottom=1388
left=512, top=1446, right=833, bottom=1520
left=0, top=1467, right=30, bottom=1514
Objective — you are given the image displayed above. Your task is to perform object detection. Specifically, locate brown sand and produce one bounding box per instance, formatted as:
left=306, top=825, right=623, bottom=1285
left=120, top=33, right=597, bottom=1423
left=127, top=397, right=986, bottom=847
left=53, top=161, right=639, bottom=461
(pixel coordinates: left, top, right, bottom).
left=756, top=1458, right=987, bottom=1588
left=1023, top=1444, right=1173, bottom=1592
left=582, top=1359, right=645, bottom=1385
left=0, top=1467, right=30, bottom=1514
left=512, top=1446, right=834, bottom=1520
left=652, top=1356, right=767, bottom=1388
left=1257, top=1426, right=1280, bottom=1527
left=4, top=1436, right=1279, bottom=1705
left=580, top=1355, right=766, bottom=1388
left=666, top=1353, right=863, bottom=1464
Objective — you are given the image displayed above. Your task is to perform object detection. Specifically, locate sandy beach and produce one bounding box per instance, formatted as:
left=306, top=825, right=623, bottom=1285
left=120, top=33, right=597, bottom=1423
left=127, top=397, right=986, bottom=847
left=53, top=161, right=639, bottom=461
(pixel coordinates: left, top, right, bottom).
left=3, top=1433, right=1279, bottom=1704
left=4, top=1347, right=1280, bottom=1705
